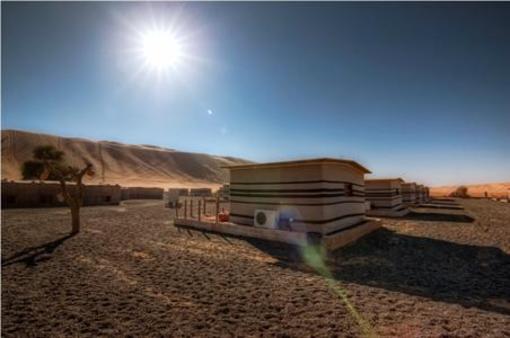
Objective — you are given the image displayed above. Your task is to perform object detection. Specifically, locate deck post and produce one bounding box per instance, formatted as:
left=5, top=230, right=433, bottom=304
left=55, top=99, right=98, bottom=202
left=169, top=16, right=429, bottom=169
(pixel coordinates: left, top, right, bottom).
left=175, top=197, right=179, bottom=220
left=184, top=200, right=188, bottom=220
left=198, top=200, right=202, bottom=222
left=190, top=200, right=194, bottom=219
left=203, top=198, right=207, bottom=215
left=215, top=195, right=220, bottom=224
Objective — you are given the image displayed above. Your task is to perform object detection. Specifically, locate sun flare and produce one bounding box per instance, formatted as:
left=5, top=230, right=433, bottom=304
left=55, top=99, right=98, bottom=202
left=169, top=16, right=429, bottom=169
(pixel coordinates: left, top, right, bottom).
left=140, top=30, right=184, bottom=71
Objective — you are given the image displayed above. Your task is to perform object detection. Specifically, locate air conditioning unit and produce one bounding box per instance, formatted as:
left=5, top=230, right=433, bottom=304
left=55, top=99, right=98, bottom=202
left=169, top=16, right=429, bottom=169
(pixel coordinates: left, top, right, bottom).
left=254, top=209, right=279, bottom=229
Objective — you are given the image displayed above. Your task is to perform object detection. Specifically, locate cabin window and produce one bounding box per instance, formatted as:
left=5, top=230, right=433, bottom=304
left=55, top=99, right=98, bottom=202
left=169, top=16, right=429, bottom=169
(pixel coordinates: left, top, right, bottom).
left=395, top=189, right=400, bottom=195
left=345, top=183, right=354, bottom=197
left=104, top=196, right=111, bottom=202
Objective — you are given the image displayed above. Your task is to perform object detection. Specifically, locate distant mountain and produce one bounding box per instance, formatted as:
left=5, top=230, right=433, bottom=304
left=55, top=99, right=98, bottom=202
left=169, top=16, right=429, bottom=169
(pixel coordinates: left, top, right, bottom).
left=431, top=182, right=510, bottom=198
left=1, top=129, right=250, bottom=189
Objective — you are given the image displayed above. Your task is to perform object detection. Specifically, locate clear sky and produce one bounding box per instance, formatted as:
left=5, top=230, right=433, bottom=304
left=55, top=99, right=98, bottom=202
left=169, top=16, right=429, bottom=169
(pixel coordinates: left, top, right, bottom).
left=2, top=2, right=509, bottom=186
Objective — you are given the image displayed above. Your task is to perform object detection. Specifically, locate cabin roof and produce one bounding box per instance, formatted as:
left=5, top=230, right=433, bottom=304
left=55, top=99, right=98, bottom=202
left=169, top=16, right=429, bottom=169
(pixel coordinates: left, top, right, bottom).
left=365, top=177, right=404, bottom=183
left=223, top=157, right=371, bottom=174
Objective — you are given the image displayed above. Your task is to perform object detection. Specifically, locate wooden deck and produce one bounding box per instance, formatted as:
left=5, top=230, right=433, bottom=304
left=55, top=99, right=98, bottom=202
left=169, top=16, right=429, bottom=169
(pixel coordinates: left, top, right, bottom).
left=174, top=218, right=381, bottom=251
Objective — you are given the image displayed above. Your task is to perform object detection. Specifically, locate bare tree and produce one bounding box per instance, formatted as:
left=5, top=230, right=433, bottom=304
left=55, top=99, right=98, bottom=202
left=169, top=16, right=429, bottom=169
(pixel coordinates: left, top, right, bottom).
left=23, top=145, right=94, bottom=234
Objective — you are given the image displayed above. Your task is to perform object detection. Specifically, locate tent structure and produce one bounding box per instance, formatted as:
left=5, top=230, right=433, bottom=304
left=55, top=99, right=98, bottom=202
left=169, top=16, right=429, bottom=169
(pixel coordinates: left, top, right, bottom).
left=365, top=178, right=409, bottom=217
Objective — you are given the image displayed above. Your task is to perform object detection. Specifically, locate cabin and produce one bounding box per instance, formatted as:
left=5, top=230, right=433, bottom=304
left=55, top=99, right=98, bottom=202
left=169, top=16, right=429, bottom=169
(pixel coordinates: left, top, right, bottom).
left=1, top=181, right=121, bottom=209
left=402, top=182, right=417, bottom=205
left=174, top=158, right=381, bottom=251
left=365, top=178, right=409, bottom=217
left=416, top=184, right=425, bottom=204
left=424, top=186, right=430, bottom=201
left=121, top=187, right=164, bottom=200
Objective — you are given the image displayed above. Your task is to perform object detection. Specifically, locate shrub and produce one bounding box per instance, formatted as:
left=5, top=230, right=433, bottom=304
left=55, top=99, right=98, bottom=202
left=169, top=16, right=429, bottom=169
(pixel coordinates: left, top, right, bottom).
left=449, top=185, right=469, bottom=198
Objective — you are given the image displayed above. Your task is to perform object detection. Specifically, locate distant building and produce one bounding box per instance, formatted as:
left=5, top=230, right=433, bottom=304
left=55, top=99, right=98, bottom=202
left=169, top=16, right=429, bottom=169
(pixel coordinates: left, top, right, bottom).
left=189, top=188, right=212, bottom=197
left=217, top=184, right=230, bottom=200
left=365, top=178, right=409, bottom=217
left=1, top=181, right=121, bottom=209
left=167, top=188, right=188, bottom=207
left=121, top=187, right=164, bottom=200
left=168, top=188, right=189, bottom=197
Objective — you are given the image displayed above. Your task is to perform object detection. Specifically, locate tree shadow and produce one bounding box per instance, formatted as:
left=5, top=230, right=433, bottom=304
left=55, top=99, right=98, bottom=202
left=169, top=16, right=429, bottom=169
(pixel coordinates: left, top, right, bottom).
left=416, top=204, right=464, bottom=211
left=2, top=233, right=76, bottom=268
left=401, top=211, right=474, bottom=223
left=248, top=228, right=510, bottom=316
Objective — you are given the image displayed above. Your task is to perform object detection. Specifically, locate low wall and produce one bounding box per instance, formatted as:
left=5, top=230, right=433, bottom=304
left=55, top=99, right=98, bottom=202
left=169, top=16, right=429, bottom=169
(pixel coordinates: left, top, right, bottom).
left=2, top=181, right=121, bottom=208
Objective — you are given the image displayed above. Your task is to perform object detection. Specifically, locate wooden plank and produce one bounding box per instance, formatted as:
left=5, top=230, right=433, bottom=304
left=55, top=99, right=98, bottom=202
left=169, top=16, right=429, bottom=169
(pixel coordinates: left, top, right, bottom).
left=175, top=219, right=308, bottom=246
left=175, top=218, right=381, bottom=252
left=323, top=219, right=381, bottom=251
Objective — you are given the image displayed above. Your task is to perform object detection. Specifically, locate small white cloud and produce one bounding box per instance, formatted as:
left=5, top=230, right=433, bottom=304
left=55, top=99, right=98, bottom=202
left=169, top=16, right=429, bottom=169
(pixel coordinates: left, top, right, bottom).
left=207, top=109, right=213, bottom=115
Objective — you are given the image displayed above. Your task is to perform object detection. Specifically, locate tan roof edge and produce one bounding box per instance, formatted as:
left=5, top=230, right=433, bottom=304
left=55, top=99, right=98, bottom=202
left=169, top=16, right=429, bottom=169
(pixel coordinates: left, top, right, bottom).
left=222, top=157, right=371, bottom=174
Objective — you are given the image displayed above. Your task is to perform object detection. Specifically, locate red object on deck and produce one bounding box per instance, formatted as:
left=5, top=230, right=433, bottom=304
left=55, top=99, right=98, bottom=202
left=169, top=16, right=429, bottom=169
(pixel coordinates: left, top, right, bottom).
left=218, top=213, right=229, bottom=222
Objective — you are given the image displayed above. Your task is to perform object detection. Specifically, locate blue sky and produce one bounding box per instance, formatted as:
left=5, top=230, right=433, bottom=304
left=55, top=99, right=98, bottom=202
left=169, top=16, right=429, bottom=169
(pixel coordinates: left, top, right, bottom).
left=2, top=2, right=509, bottom=186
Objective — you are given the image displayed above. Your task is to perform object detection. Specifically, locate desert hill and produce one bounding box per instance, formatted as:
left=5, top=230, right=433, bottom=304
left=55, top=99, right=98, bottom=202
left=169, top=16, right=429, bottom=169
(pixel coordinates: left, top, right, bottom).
left=1, top=130, right=250, bottom=189
left=430, top=182, right=510, bottom=198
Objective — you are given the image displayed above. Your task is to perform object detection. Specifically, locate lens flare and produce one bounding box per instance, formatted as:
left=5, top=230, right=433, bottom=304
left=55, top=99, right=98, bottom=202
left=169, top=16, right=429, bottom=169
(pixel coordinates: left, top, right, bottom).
left=301, top=244, right=375, bottom=338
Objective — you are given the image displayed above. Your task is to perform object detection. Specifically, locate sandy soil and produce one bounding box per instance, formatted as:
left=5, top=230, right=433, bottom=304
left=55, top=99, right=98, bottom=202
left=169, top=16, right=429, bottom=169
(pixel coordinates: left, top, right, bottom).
left=2, top=199, right=510, bottom=337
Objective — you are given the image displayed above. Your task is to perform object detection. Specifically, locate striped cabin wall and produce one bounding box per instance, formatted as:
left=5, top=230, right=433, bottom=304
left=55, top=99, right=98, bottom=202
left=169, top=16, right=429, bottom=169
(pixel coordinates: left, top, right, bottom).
left=365, top=179, right=404, bottom=211
left=402, top=183, right=417, bottom=204
left=424, top=187, right=430, bottom=201
left=416, top=185, right=425, bottom=203
left=228, top=160, right=368, bottom=235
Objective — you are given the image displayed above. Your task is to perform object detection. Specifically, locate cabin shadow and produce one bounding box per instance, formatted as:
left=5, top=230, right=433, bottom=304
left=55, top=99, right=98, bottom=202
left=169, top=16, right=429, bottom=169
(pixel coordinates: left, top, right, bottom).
left=2, top=233, right=76, bottom=268
left=401, top=211, right=474, bottom=223
left=248, top=228, right=510, bottom=316
left=415, top=204, right=464, bottom=211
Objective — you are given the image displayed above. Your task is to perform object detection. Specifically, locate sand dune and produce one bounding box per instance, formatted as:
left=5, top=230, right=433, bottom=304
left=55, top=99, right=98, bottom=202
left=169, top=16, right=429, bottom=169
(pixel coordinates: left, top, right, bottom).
left=1, top=130, right=250, bottom=189
left=431, top=182, right=510, bottom=198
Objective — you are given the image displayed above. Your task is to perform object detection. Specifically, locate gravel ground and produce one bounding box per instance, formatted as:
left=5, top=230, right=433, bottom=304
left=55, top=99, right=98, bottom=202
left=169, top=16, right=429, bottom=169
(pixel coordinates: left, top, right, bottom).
left=2, top=198, right=510, bottom=337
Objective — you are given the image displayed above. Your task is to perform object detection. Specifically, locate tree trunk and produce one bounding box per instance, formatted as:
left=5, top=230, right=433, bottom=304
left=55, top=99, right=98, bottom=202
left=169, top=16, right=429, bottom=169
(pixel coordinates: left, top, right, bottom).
left=70, top=205, right=80, bottom=234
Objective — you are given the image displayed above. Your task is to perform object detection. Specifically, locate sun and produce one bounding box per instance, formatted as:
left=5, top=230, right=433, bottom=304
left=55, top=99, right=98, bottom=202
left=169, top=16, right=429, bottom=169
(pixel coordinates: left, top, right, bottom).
left=140, top=29, right=184, bottom=71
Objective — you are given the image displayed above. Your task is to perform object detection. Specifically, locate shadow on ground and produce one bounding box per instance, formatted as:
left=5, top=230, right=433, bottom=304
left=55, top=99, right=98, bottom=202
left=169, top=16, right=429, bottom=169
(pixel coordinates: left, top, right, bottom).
left=416, top=204, right=464, bottom=211
left=1, top=233, right=75, bottom=267
left=248, top=228, right=510, bottom=316
left=402, top=211, right=474, bottom=223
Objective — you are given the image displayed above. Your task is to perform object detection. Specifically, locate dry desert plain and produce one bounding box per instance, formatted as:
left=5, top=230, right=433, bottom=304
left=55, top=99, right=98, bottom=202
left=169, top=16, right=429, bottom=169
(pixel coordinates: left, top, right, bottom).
left=2, top=198, right=510, bottom=337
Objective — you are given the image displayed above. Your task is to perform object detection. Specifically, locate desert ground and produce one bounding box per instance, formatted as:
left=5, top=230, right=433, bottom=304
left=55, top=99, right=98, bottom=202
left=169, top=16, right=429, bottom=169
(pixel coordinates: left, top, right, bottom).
left=2, top=199, right=510, bottom=337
